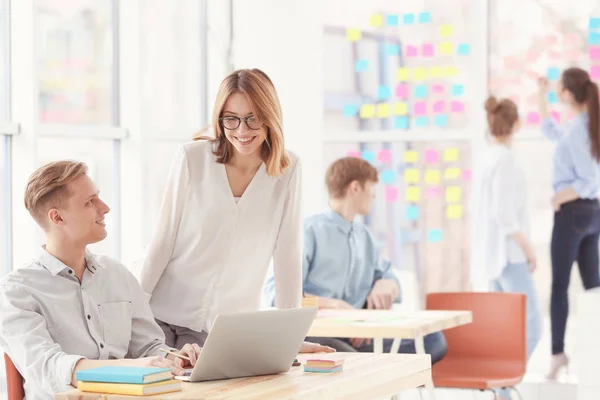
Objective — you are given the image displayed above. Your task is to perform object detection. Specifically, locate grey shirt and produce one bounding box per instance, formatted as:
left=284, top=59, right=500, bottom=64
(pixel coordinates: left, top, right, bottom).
left=0, top=247, right=168, bottom=400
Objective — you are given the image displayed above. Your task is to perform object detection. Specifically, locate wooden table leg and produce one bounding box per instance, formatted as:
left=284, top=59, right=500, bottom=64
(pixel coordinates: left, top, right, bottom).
left=415, top=336, right=436, bottom=400
left=374, top=338, right=384, bottom=353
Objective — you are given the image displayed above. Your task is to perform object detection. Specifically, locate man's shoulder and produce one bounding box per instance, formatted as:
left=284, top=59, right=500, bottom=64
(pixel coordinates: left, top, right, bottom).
left=0, top=259, right=49, bottom=289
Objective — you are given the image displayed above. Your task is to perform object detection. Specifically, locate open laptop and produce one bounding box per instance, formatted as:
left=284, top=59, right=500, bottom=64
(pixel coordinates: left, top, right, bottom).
left=176, top=307, right=318, bottom=382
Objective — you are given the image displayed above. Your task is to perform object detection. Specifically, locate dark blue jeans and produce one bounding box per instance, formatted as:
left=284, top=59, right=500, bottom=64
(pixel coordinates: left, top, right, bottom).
left=551, top=198, right=600, bottom=355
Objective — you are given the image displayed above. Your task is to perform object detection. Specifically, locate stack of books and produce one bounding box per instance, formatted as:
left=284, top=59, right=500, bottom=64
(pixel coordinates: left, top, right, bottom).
left=76, top=366, right=183, bottom=396
left=304, top=358, right=344, bottom=373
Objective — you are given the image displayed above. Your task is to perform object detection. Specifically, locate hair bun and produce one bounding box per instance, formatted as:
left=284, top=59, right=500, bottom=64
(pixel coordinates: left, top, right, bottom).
left=484, top=96, right=499, bottom=113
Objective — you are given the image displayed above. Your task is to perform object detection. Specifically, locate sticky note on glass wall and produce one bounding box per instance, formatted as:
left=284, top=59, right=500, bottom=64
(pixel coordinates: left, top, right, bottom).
left=425, top=170, right=441, bottom=184
left=405, top=45, right=418, bottom=57
left=444, top=66, right=459, bottom=77
left=426, top=187, right=441, bottom=198
left=447, top=204, right=463, bottom=219
left=369, top=14, right=383, bottom=27
left=451, top=84, right=464, bottom=96
left=444, top=167, right=461, bottom=179
left=428, top=67, right=443, bottom=78
left=395, top=116, right=409, bottom=129
left=405, top=187, right=422, bottom=202
left=413, top=101, right=427, bottom=115
left=589, top=32, right=600, bottom=45
left=377, top=103, right=391, bottom=118
left=406, top=205, right=420, bottom=221
left=360, top=104, right=376, bottom=118
left=440, top=42, right=454, bottom=55
left=415, top=117, right=429, bottom=127
left=446, top=186, right=462, bottom=203
left=418, top=12, right=431, bottom=24
left=346, top=150, right=361, bottom=158
left=425, top=149, right=440, bottom=164
left=355, top=59, right=369, bottom=72
left=451, top=101, right=465, bottom=113
left=443, top=148, right=459, bottom=162
left=432, top=84, right=445, bottom=94
left=547, top=67, right=560, bottom=81
left=403, top=13, right=415, bottom=24
left=397, top=67, right=411, bottom=81
left=378, top=149, right=392, bottom=163
left=413, top=68, right=427, bottom=81
left=395, top=83, right=409, bottom=99
left=403, top=150, right=419, bottom=163
left=551, top=110, right=561, bottom=123
left=404, top=169, right=420, bottom=183
left=439, top=24, right=454, bottom=37
left=385, top=44, right=400, bottom=56
left=347, top=29, right=362, bottom=42
left=381, top=170, right=396, bottom=184
left=361, top=151, right=376, bottom=164
left=548, top=91, right=559, bottom=104
left=414, top=85, right=428, bottom=99
left=526, top=112, right=541, bottom=124
left=589, top=17, right=600, bottom=29
left=385, top=187, right=398, bottom=203
left=428, top=229, right=443, bottom=243
left=342, top=105, right=359, bottom=117
left=422, top=43, right=434, bottom=57
left=378, top=85, right=392, bottom=100
left=457, top=43, right=471, bottom=56
left=433, top=100, right=446, bottom=113
left=590, top=46, right=600, bottom=60
left=462, top=169, right=472, bottom=181
left=394, top=102, right=408, bottom=115
left=591, top=66, right=600, bottom=80
left=386, top=14, right=399, bottom=27
left=434, top=115, right=449, bottom=127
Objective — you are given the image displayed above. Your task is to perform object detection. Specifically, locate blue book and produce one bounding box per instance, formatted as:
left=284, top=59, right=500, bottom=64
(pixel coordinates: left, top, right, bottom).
left=76, top=366, right=172, bottom=384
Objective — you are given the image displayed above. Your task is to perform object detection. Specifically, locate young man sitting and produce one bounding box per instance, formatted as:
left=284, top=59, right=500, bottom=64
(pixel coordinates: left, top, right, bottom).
left=265, top=157, right=447, bottom=363
left=0, top=161, right=201, bottom=400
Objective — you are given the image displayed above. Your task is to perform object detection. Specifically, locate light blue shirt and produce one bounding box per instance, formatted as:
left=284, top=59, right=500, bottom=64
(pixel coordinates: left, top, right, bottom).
left=541, top=112, right=600, bottom=198
left=264, top=210, right=399, bottom=309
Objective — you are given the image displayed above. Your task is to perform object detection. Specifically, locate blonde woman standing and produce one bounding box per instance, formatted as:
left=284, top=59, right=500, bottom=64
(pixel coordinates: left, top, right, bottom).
left=140, top=69, right=333, bottom=354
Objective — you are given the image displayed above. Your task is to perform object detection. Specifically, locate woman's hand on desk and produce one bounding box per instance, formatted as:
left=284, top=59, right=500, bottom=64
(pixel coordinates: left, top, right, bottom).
left=299, top=341, right=336, bottom=354
left=167, top=343, right=203, bottom=368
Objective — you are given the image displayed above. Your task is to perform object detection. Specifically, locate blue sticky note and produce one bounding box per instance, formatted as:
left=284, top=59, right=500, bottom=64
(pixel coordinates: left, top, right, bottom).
left=428, top=229, right=443, bottom=243
left=418, top=12, right=431, bottom=24
left=413, top=85, right=428, bottom=99
left=406, top=205, right=420, bottom=221
left=451, top=84, right=464, bottom=96
left=342, top=105, right=358, bottom=117
left=547, top=67, right=560, bottom=81
left=381, top=170, right=396, bottom=184
left=548, top=91, right=559, bottom=104
left=589, top=32, right=600, bottom=45
left=590, top=17, right=600, bottom=30
left=386, top=14, right=399, bottom=27
left=434, top=115, right=449, bottom=127
left=415, top=116, right=428, bottom=127
left=394, top=116, right=409, bottom=129
left=378, top=85, right=392, bottom=100
left=385, top=44, right=400, bottom=56
left=355, top=59, right=369, bottom=72
left=403, top=14, right=415, bottom=25
left=361, top=151, right=376, bottom=164
left=457, top=43, right=471, bottom=56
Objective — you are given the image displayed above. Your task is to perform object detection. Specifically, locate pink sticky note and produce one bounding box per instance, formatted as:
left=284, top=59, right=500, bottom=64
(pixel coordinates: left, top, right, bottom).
left=565, top=33, right=581, bottom=46
left=590, top=47, right=600, bottom=60
left=504, top=56, right=520, bottom=70
left=545, top=35, right=558, bottom=46
left=426, top=187, right=441, bottom=198
left=548, top=51, right=561, bottom=61
left=395, top=83, right=409, bottom=99
left=378, top=149, right=392, bottom=163
left=526, top=112, right=541, bottom=124
left=424, top=149, right=440, bottom=164
left=432, top=84, right=445, bottom=94
left=462, top=169, right=472, bottom=181
left=509, top=94, right=520, bottom=103
left=450, top=101, right=464, bottom=113
left=422, top=43, right=434, bottom=57
left=406, top=45, right=418, bottom=57
left=525, top=70, right=539, bottom=80
left=385, top=187, right=398, bottom=203
left=591, top=66, right=600, bottom=80
left=567, top=49, right=580, bottom=62
left=433, top=100, right=446, bottom=113
left=413, top=101, right=427, bottom=116
left=525, top=51, right=539, bottom=63
left=488, top=78, right=504, bottom=91
left=347, top=150, right=361, bottom=158
left=551, top=111, right=561, bottom=123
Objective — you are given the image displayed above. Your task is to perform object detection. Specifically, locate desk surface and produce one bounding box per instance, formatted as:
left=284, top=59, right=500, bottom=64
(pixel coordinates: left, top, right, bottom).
left=308, top=309, right=473, bottom=339
left=55, top=353, right=430, bottom=400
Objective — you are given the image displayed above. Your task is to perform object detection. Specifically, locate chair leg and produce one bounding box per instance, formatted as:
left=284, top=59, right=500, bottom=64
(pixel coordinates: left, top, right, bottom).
left=508, top=387, right=523, bottom=400
left=480, top=388, right=499, bottom=400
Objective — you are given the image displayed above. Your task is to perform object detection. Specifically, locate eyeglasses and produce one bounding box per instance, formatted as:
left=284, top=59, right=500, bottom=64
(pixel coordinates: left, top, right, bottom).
left=219, top=116, right=264, bottom=130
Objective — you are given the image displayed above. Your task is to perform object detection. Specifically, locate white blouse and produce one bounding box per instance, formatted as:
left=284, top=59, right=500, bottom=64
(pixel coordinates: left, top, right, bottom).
left=140, top=140, right=302, bottom=333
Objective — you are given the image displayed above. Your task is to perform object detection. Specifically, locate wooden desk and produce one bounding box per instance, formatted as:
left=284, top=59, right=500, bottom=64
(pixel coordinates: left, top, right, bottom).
left=55, top=353, right=430, bottom=400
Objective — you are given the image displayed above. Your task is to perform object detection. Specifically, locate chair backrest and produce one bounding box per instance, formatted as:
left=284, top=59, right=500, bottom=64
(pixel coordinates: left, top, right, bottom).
left=4, top=353, right=24, bottom=400
left=426, top=292, right=526, bottom=369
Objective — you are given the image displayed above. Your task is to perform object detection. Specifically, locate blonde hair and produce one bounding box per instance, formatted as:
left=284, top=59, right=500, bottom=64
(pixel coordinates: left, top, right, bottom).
left=325, top=157, right=379, bottom=199
left=194, top=69, right=290, bottom=177
left=24, top=161, right=89, bottom=227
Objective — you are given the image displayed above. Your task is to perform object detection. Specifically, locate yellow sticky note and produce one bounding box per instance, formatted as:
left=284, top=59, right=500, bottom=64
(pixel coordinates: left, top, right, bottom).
left=444, top=168, right=461, bottom=179
left=447, top=204, right=463, bottom=219
left=444, top=66, right=459, bottom=77
left=440, top=42, right=454, bottom=55
left=428, top=66, right=443, bottom=78
left=404, top=169, right=420, bottom=184
left=446, top=186, right=462, bottom=203
left=403, top=150, right=419, bottom=163
left=360, top=104, right=375, bottom=118
left=394, top=102, right=408, bottom=116
left=347, top=28, right=362, bottom=42
left=425, top=169, right=441, bottom=185
left=405, top=187, right=422, bottom=202
left=397, top=67, right=411, bottom=80
left=377, top=103, right=391, bottom=118
left=440, top=24, right=454, bottom=38
left=443, top=148, right=459, bottom=162
left=369, top=14, right=383, bottom=27
left=413, top=67, right=427, bottom=81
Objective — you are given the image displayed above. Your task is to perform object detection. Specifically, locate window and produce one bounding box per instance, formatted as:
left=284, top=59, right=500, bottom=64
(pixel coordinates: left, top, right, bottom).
left=1, top=0, right=11, bottom=279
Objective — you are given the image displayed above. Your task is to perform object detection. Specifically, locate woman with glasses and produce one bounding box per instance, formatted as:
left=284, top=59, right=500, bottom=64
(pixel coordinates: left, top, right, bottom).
left=139, top=69, right=333, bottom=354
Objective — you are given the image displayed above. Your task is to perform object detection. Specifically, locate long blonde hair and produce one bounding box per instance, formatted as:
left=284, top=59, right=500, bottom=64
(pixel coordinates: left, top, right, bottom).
left=194, top=69, right=290, bottom=177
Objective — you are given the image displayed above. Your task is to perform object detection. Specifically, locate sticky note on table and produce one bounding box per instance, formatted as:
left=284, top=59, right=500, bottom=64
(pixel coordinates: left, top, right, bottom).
left=360, top=104, right=375, bottom=118
left=406, top=205, right=420, bottom=221
left=394, top=102, right=408, bottom=115
left=346, top=150, right=361, bottom=158
left=422, top=43, right=434, bottom=57
left=444, top=167, right=461, bottom=179
left=439, top=24, right=454, bottom=37
left=428, top=67, right=443, bottom=78
left=377, top=103, right=391, bottom=118
left=385, top=44, right=400, bottom=56
left=418, top=12, right=431, bottom=24
left=433, top=100, right=446, bottom=113
left=443, top=148, right=459, bottom=162
left=434, top=115, right=449, bottom=127
left=457, top=43, right=471, bottom=56
left=403, top=13, right=415, bottom=24
left=444, top=66, right=459, bottom=77
left=440, top=42, right=454, bottom=55
left=591, top=66, right=600, bottom=80
left=369, top=14, right=383, bottom=27
left=386, top=14, right=399, bottom=27
left=381, top=170, right=396, bottom=184
left=548, top=91, right=559, bottom=104
left=406, top=45, right=418, bottom=57
left=526, top=112, right=541, bottom=124
left=404, top=169, right=420, bottom=183
left=405, top=187, right=421, bottom=202
left=589, top=32, right=600, bottom=45
left=385, top=187, right=398, bottom=203
left=378, top=85, right=392, bottom=100
left=414, top=85, right=428, bottom=98
left=378, top=149, right=392, bottom=163
left=446, top=204, right=463, bottom=219
left=589, top=17, right=600, bottom=30
left=428, top=229, right=443, bottom=243
left=415, top=116, right=428, bottom=127
left=589, top=46, right=600, bottom=60
left=395, top=116, right=409, bottom=129
left=342, top=105, right=358, bottom=117
left=451, top=101, right=465, bottom=113
left=451, top=84, right=464, bottom=96
left=413, top=101, right=427, bottom=115
left=397, top=67, right=411, bottom=81
left=403, top=150, right=419, bottom=163
left=425, top=149, right=440, bottom=164
left=547, top=67, right=560, bottom=81
left=425, top=169, right=441, bottom=185
left=355, top=60, right=369, bottom=72
left=361, top=151, right=375, bottom=164
left=347, top=29, right=362, bottom=42
left=413, top=68, right=427, bottom=81
left=445, top=186, right=462, bottom=203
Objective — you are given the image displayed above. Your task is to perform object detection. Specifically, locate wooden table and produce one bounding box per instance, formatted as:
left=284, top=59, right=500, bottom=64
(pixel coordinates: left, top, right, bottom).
left=55, top=353, right=430, bottom=400
left=308, top=309, right=473, bottom=400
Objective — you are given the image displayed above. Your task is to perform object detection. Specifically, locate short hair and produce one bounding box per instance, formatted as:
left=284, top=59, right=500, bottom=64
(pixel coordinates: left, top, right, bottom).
left=325, top=157, right=379, bottom=199
left=24, top=161, right=89, bottom=227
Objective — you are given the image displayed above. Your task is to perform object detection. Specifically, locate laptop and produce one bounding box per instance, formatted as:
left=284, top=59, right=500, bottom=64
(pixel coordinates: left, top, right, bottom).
left=176, top=307, right=318, bottom=382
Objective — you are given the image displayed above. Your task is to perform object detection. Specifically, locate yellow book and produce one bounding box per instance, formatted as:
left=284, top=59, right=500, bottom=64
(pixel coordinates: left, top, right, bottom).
left=78, top=379, right=182, bottom=396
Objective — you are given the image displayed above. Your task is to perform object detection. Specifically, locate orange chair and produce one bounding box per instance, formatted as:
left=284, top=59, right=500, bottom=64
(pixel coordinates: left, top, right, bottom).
left=426, top=292, right=526, bottom=399
left=4, top=353, right=24, bottom=400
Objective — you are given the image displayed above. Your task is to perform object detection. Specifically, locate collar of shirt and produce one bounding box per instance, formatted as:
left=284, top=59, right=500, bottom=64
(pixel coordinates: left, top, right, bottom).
left=38, top=246, right=105, bottom=276
left=325, top=209, right=354, bottom=234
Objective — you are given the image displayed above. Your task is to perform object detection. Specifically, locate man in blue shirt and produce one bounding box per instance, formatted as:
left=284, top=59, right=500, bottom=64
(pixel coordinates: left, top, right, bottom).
left=265, top=157, right=447, bottom=363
